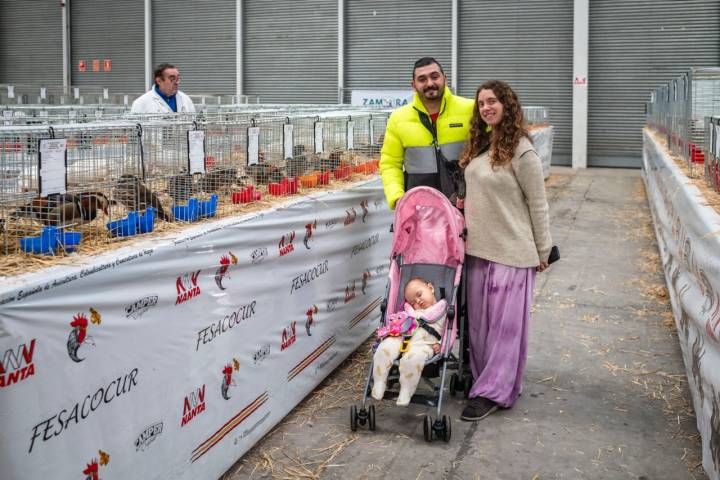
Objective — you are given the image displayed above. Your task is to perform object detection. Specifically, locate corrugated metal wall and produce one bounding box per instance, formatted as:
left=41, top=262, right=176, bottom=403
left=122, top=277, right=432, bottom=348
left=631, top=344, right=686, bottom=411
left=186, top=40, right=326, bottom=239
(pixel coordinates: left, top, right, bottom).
left=0, top=1, right=63, bottom=87
left=70, top=0, right=144, bottom=91
left=588, top=0, right=720, bottom=167
left=153, top=0, right=236, bottom=95
left=243, top=0, right=337, bottom=103
left=344, top=1, right=452, bottom=101
left=458, top=1, right=574, bottom=165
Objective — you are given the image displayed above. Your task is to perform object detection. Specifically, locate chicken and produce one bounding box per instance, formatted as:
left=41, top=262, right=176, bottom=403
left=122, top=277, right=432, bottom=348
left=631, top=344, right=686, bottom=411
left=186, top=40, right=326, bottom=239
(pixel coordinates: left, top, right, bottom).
left=198, top=167, right=239, bottom=194
left=245, top=164, right=284, bottom=185
left=114, top=174, right=171, bottom=221
left=167, top=174, right=196, bottom=204
left=14, top=192, right=111, bottom=227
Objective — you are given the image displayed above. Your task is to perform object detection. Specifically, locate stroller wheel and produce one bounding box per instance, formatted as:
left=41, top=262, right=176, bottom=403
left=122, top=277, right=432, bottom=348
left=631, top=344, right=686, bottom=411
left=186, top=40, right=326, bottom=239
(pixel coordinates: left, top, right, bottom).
left=358, top=407, right=368, bottom=426
left=368, top=405, right=376, bottom=431
left=350, top=405, right=358, bottom=432
left=423, top=415, right=433, bottom=442
left=441, top=415, right=452, bottom=442
left=449, top=373, right=459, bottom=397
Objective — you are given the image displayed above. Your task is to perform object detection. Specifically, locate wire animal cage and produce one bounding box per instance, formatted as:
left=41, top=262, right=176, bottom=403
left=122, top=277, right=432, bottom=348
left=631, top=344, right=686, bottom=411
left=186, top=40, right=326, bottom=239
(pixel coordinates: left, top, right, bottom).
left=704, top=116, right=720, bottom=193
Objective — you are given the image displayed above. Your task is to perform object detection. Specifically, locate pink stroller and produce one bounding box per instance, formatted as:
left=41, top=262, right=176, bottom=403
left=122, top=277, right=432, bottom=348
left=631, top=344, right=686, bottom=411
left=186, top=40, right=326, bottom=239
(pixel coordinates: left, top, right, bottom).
left=350, top=186, right=467, bottom=442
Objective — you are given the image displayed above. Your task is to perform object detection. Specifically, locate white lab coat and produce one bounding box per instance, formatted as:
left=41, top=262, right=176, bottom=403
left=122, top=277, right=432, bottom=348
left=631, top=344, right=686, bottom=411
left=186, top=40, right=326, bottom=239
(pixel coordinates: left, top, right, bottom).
left=130, top=87, right=196, bottom=114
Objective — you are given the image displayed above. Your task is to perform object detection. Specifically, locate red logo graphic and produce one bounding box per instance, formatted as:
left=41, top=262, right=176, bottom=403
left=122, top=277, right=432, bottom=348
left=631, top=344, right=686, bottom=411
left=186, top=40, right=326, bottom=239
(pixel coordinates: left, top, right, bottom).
left=360, top=200, right=369, bottom=223
left=303, top=220, right=317, bottom=249
left=214, top=252, right=238, bottom=290
left=0, top=339, right=36, bottom=389
left=305, top=305, right=319, bottom=336
left=181, top=385, right=206, bottom=427
left=221, top=358, right=240, bottom=400
left=279, top=231, right=296, bottom=257
left=345, top=280, right=357, bottom=303
left=362, top=269, right=371, bottom=294
left=82, top=450, right=110, bottom=480
left=281, top=321, right=297, bottom=351
left=67, top=308, right=101, bottom=362
left=344, top=207, right=357, bottom=226
left=176, top=270, right=202, bottom=305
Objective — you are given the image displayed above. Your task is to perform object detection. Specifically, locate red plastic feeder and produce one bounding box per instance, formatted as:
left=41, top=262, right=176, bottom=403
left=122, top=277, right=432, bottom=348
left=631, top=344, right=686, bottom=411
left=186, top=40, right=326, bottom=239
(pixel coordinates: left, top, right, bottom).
left=232, top=185, right=259, bottom=204
left=318, top=171, right=331, bottom=185
left=269, top=177, right=298, bottom=196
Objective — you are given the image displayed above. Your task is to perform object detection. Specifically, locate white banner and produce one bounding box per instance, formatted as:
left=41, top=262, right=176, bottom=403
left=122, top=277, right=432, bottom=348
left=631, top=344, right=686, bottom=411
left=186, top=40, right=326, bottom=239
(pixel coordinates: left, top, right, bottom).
left=643, top=130, right=720, bottom=480
left=350, top=89, right=414, bottom=108
left=0, top=179, right=392, bottom=480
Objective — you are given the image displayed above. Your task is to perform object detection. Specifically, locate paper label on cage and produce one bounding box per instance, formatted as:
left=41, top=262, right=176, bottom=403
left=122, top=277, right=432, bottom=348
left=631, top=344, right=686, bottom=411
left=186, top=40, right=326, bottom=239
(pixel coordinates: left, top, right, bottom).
left=188, top=130, right=206, bottom=174
left=39, top=111, right=48, bottom=118
left=7, top=86, right=14, bottom=98
left=124, top=95, right=129, bottom=106
left=247, top=127, right=260, bottom=165
left=369, top=120, right=375, bottom=146
left=39, top=139, right=67, bottom=196
left=314, top=122, right=324, bottom=154
left=3, top=110, right=12, bottom=126
left=73, top=88, right=80, bottom=99
left=715, top=125, right=720, bottom=156
left=103, top=88, right=109, bottom=100
left=346, top=121, right=355, bottom=150
left=283, top=124, right=294, bottom=160
left=40, top=88, right=47, bottom=100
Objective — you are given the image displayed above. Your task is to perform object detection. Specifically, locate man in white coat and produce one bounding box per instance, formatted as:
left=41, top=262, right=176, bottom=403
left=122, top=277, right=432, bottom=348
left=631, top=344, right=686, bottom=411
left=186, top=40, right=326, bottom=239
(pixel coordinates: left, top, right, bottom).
left=131, top=63, right=195, bottom=114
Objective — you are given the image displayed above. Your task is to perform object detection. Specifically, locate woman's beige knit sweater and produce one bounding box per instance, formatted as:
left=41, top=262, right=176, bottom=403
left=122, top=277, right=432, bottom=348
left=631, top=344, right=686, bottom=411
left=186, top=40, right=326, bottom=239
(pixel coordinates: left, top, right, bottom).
left=464, top=136, right=552, bottom=268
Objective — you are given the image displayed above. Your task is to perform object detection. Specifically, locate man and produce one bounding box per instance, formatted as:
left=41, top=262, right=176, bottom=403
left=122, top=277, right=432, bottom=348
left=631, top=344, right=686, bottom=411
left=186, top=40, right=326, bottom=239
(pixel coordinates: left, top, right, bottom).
left=131, top=63, right=195, bottom=114
left=379, top=57, right=474, bottom=209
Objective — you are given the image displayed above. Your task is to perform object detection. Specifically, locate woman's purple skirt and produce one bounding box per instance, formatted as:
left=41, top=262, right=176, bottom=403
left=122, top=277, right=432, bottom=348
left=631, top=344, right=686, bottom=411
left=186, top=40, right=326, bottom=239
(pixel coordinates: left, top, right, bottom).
left=466, top=254, right=536, bottom=408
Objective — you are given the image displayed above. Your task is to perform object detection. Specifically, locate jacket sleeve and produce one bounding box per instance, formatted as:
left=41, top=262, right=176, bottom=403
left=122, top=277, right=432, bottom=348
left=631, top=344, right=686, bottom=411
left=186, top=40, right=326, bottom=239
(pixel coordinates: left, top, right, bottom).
left=513, top=149, right=552, bottom=262
left=379, top=113, right=405, bottom=210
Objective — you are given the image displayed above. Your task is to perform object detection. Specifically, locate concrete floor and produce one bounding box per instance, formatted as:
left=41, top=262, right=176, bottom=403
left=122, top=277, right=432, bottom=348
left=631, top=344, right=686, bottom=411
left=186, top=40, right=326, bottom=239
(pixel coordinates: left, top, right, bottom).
left=223, top=167, right=705, bottom=480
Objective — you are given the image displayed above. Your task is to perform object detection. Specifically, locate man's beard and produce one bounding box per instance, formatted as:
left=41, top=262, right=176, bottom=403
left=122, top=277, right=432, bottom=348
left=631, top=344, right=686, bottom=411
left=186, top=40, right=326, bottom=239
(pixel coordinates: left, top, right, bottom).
left=421, top=85, right=444, bottom=101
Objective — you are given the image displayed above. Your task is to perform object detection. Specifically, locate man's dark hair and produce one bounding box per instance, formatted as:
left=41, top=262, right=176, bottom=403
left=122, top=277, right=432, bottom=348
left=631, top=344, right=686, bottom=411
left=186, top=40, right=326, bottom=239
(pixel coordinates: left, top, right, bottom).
left=153, top=63, right=176, bottom=84
left=413, top=57, right=444, bottom=78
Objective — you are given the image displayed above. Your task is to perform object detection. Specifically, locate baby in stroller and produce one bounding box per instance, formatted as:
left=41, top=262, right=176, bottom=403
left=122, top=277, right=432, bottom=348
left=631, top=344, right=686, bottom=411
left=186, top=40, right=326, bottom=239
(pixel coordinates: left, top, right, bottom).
left=371, top=277, right=447, bottom=405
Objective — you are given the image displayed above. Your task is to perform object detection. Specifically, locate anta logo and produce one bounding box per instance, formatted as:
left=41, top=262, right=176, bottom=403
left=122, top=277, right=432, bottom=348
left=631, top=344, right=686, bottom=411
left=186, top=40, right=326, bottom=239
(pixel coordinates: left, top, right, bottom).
left=0, top=339, right=36, bottom=389
left=176, top=270, right=201, bottom=305
left=360, top=200, right=369, bottom=223
left=325, top=218, right=337, bottom=230
left=181, top=385, right=206, bottom=427
left=303, top=220, right=317, bottom=249
left=135, top=422, right=163, bottom=452
left=82, top=450, right=110, bottom=480
left=362, top=270, right=371, bottom=294
left=214, top=252, right=238, bottom=290
left=281, top=321, right=297, bottom=351
left=251, top=247, right=268, bottom=264
left=326, top=298, right=338, bottom=312
left=345, top=281, right=357, bottom=303
left=221, top=358, right=240, bottom=400
left=373, top=199, right=383, bottom=210
left=278, top=231, right=296, bottom=257
left=67, top=308, right=101, bottom=363
left=125, top=295, right=158, bottom=320
left=305, top=305, right=319, bottom=336
left=344, top=207, right=357, bottom=226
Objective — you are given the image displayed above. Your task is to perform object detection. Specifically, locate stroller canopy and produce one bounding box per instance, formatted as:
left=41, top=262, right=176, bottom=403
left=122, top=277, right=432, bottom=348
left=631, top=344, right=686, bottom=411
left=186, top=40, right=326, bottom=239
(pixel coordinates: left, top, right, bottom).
left=392, top=187, right=465, bottom=267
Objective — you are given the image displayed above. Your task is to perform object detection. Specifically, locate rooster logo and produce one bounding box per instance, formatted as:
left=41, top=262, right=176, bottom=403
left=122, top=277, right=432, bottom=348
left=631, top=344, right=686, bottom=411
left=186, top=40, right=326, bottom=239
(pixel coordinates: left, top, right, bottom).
left=82, top=450, right=109, bottom=480
left=303, top=220, right=317, bottom=249
left=360, top=200, right=369, bottom=223
left=220, top=358, right=240, bottom=400
left=305, top=304, right=319, bottom=336
left=344, top=207, right=357, bottom=226
left=361, top=270, right=371, bottom=294
left=67, top=312, right=98, bottom=362
left=279, top=231, right=296, bottom=256
left=344, top=280, right=357, bottom=303
left=214, top=251, right=238, bottom=290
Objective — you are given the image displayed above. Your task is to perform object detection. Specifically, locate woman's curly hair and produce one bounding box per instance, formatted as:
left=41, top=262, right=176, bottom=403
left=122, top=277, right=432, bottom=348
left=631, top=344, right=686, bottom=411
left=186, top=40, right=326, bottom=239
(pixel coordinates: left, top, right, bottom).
left=459, top=80, right=529, bottom=169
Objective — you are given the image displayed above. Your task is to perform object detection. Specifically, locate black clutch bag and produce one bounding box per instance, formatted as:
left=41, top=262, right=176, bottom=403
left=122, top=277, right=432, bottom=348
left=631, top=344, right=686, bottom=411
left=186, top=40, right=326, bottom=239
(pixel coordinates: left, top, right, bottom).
left=548, top=245, right=560, bottom=264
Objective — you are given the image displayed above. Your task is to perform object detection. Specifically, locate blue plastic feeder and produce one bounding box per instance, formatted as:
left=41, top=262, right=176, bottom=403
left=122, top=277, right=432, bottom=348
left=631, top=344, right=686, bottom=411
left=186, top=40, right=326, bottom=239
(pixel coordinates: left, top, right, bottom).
left=59, top=231, right=82, bottom=252
left=172, top=198, right=199, bottom=222
left=198, top=195, right=218, bottom=218
left=137, top=207, right=156, bottom=233
left=107, top=211, right=139, bottom=237
left=20, top=226, right=59, bottom=255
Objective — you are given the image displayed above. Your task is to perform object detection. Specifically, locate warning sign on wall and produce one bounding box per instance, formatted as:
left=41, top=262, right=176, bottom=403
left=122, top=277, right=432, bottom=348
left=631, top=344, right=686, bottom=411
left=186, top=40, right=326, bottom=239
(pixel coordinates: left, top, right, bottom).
left=104, top=59, right=112, bottom=72
left=92, top=59, right=100, bottom=72
left=78, top=60, right=86, bottom=72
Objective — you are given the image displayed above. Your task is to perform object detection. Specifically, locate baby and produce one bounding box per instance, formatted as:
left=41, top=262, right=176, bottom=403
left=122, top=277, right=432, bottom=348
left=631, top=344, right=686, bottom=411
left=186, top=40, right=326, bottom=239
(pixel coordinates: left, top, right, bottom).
left=371, top=277, right=447, bottom=406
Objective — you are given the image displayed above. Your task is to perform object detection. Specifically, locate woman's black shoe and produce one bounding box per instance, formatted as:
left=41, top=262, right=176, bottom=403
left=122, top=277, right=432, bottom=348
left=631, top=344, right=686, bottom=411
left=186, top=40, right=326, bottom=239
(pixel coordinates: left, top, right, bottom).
left=460, top=397, right=498, bottom=421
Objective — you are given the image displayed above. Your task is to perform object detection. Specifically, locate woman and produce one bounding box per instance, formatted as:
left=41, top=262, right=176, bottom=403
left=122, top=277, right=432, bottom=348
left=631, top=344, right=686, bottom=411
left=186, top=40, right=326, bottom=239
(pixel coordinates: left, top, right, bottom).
left=458, top=80, right=552, bottom=421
